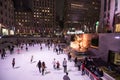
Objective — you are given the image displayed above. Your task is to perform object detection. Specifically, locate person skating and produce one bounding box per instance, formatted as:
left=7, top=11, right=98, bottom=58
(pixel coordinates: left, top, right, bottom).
left=56, top=61, right=60, bottom=69
left=74, top=57, right=78, bottom=67
left=41, top=61, right=46, bottom=75
left=40, top=46, right=42, bottom=50
left=63, top=72, right=70, bottom=80
left=63, top=58, right=67, bottom=73
left=37, top=60, right=41, bottom=73
left=68, top=52, right=72, bottom=62
left=30, top=55, right=34, bottom=63
left=52, top=58, right=56, bottom=69
left=26, top=46, right=28, bottom=51
left=12, top=58, right=15, bottom=68
left=81, top=62, right=85, bottom=75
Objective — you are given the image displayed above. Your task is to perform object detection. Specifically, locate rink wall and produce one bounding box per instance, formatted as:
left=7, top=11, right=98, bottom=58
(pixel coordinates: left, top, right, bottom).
left=0, top=37, right=67, bottom=50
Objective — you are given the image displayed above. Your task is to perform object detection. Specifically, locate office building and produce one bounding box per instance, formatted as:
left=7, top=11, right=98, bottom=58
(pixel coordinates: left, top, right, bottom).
left=64, top=0, right=101, bottom=33
left=0, top=0, right=14, bottom=35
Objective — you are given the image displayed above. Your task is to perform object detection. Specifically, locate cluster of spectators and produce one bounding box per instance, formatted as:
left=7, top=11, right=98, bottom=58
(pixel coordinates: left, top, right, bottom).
left=67, top=53, right=104, bottom=78
left=84, top=57, right=104, bottom=77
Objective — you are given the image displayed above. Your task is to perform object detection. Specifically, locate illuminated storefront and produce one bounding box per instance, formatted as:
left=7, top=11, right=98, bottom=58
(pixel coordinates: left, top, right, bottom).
left=2, top=28, right=9, bottom=35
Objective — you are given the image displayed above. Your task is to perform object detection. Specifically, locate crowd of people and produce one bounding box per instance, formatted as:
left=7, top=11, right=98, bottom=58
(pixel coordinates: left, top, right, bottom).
left=0, top=38, right=104, bottom=80
left=67, top=52, right=104, bottom=79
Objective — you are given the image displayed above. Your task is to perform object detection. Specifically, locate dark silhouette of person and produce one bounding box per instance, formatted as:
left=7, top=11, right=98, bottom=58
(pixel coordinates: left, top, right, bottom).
left=12, top=58, right=15, bottom=68
left=63, top=72, right=70, bottom=80
left=41, top=61, right=46, bottom=75
left=37, top=60, right=42, bottom=73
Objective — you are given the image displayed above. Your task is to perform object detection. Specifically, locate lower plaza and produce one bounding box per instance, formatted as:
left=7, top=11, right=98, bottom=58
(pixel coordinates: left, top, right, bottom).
left=0, top=33, right=120, bottom=80
left=0, top=43, right=91, bottom=80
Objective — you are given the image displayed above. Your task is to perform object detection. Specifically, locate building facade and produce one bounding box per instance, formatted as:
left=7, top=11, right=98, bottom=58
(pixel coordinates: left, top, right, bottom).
left=15, top=10, right=33, bottom=35
left=64, top=0, right=101, bottom=33
left=99, top=0, right=120, bottom=33
left=14, top=0, right=56, bottom=36
left=0, top=0, right=14, bottom=36
left=32, top=0, right=56, bottom=36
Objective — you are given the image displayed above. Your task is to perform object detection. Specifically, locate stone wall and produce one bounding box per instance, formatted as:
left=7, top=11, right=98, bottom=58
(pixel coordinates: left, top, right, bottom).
left=89, top=33, right=120, bottom=62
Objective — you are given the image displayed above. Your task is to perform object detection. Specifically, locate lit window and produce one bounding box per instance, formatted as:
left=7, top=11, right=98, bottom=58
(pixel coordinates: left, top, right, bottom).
left=42, top=10, right=44, bottom=12
left=37, top=15, right=39, bottom=17
left=25, top=20, right=27, bottom=22
left=34, top=15, right=36, bottom=17
left=92, top=2, right=95, bottom=5
left=45, top=19, right=47, bottom=21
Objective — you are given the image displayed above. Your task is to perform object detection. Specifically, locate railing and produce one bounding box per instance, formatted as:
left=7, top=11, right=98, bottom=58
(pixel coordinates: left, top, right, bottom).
left=84, top=67, right=99, bottom=80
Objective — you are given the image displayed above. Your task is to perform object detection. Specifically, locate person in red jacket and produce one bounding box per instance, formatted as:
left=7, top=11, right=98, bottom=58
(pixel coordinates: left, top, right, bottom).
left=81, top=62, right=85, bottom=75
left=56, top=61, right=60, bottom=69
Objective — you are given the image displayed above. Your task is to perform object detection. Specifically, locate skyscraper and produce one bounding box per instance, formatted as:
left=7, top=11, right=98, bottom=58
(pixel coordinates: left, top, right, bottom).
left=99, top=0, right=120, bottom=33
left=64, top=0, right=101, bottom=33
left=14, top=0, right=33, bottom=35
left=14, top=0, right=56, bottom=35
left=32, top=0, right=56, bottom=36
left=0, top=0, right=14, bottom=36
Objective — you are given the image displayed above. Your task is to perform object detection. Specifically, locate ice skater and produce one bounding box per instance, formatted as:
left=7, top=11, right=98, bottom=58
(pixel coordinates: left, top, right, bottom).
left=56, top=61, right=60, bottom=69
left=52, top=58, right=56, bottom=69
left=63, top=72, right=70, bottom=80
left=68, top=52, right=72, bottom=62
left=40, top=46, right=42, bottom=50
left=37, top=60, right=41, bottom=73
left=41, top=61, right=46, bottom=75
left=12, top=58, right=15, bottom=68
left=30, top=55, right=34, bottom=63
left=63, top=58, right=67, bottom=73
left=26, top=46, right=28, bottom=51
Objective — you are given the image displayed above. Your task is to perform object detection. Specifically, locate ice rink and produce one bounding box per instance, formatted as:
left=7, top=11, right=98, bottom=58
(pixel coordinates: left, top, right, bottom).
left=0, top=44, right=90, bottom=80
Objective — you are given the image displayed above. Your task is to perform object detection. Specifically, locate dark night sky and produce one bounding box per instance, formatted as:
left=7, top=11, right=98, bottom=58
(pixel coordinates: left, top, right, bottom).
left=13, top=0, right=64, bottom=19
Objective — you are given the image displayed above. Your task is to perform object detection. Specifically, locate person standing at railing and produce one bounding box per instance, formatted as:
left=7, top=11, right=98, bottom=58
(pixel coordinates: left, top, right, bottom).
left=74, top=57, right=78, bottom=67
left=77, top=60, right=81, bottom=71
left=81, top=62, right=85, bottom=75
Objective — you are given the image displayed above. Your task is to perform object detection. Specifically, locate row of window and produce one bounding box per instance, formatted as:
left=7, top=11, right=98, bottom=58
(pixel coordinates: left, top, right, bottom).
left=16, top=19, right=30, bottom=23
left=0, top=18, right=14, bottom=26
left=0, top=11, right=14, bottom=19
left=0, top=1, right=13, bottom=11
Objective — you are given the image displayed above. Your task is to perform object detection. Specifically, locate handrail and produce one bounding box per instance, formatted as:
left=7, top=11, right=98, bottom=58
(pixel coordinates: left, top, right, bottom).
left=84, top=67, right=99, bottom=80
